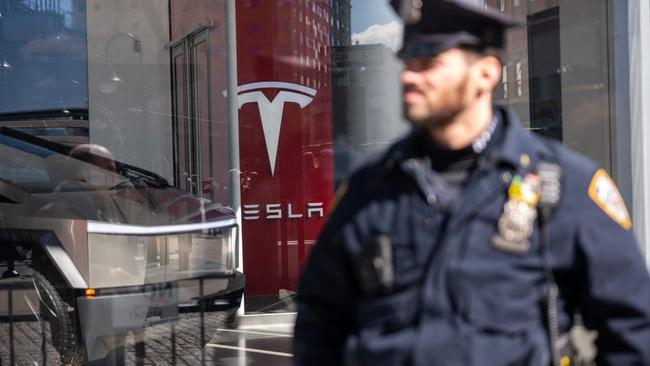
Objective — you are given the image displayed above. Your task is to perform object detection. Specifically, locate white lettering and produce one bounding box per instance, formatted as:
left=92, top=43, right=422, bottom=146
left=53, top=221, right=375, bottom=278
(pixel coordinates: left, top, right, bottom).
left=307, top=202, right=324, bottom=218
left=241, top=202, right=325, bottom=221
left=266, top=203, right=282, bottom=220
left=287, top=203, right=304, bottom=218
left=243, top=204, right=261, bottom=221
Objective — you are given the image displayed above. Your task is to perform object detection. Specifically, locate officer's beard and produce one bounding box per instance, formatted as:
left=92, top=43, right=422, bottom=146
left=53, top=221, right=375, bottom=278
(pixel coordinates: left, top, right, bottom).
left=405, top=72, right=471, bottom=131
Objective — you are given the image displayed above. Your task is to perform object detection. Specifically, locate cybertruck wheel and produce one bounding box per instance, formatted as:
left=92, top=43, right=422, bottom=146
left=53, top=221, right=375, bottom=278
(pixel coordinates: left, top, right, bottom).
left=33, top=270, right=85, bottom=365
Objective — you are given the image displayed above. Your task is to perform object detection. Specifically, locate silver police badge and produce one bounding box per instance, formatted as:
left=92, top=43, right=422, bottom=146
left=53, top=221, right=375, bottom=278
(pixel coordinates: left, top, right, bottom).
left=492, top=174, right=541, bottom=255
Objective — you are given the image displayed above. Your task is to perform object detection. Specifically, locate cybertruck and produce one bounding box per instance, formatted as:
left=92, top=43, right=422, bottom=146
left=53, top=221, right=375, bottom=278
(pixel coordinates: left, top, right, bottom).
left=0, top=127, right=244, bottom=364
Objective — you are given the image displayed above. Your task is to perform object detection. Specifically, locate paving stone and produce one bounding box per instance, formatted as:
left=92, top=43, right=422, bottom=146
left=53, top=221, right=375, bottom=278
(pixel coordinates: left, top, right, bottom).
left=1, top=311, right=232, bottom=365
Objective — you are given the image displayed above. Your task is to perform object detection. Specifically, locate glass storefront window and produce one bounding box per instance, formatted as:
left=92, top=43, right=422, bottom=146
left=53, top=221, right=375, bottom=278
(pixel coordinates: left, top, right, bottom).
left=0, top=0, right=625, bottom=363
left=489, top=0, right=612, bottom=169
left=1, top=1, right=243, bottom=363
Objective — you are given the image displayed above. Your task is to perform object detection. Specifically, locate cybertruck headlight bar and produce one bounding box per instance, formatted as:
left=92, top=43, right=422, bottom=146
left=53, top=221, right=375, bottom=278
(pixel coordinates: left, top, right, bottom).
left=87, top=219, right=237, bottom=236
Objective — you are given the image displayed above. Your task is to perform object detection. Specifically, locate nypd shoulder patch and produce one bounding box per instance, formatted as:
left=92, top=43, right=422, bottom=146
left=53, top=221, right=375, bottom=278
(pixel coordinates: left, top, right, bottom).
left=588, top=169, right=632, bottom=230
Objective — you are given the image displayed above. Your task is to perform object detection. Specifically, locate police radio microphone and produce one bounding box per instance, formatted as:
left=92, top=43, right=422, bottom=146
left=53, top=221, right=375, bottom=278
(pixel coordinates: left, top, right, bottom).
left=538, top=162, right=562, bottom=213
left=536, top=161, right=563, bottom=366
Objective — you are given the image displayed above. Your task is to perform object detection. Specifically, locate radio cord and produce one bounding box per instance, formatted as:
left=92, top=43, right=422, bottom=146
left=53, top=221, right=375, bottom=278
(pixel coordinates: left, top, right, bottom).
left=538, top=162, right=563, bottom=366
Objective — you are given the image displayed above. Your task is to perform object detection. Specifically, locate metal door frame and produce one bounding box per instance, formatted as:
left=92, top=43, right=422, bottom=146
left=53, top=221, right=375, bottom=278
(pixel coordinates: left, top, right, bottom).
left=169, top=24, right=213, bottom=199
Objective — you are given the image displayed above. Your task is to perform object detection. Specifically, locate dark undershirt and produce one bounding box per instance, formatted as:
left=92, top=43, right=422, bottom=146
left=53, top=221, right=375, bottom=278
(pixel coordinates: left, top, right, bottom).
left=428, top=143, right=478, bottom=188
left=412, top=131, right=479, bottom=192
left=417, top=113, right=504, bottom=191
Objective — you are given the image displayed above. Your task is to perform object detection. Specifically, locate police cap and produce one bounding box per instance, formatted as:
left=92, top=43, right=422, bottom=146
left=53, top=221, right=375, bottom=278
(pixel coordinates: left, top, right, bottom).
left=391, top=0, right=523, bottom=59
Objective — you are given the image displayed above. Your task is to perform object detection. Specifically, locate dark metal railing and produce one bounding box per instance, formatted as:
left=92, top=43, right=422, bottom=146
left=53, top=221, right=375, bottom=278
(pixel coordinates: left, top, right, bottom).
left=1, top=275, right=238, bottom=365
left=0, top=277, right=48, bottom=365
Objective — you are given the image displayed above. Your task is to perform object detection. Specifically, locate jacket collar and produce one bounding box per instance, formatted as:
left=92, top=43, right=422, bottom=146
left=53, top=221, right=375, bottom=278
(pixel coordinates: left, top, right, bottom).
left=495, top=105, right=552, bottom=169
left=381, top=104, right=552, bottom=174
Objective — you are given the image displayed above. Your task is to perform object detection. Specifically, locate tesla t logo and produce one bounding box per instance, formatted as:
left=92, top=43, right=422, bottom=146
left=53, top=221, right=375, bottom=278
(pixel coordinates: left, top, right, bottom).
left=237, top=82, right=317, bottom=176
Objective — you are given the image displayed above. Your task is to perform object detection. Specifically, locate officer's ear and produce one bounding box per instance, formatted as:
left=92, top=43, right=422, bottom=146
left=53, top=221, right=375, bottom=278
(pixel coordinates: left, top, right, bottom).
left=471, top=55, right=502, bottom=96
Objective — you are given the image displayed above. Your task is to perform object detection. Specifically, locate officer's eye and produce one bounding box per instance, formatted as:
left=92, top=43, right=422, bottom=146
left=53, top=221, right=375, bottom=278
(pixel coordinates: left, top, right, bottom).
left=405, top=57, right=443, bottom=72
left=425, top=57, right=445, bottom=69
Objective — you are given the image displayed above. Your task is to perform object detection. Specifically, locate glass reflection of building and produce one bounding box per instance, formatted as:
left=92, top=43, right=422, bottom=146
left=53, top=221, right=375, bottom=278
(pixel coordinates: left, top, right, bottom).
left=331, top=44, right=404, bottom=187
left=0, top=0, right=88, bottom=146
left=329, top=0, right=351, bottom=46
left=486, top=0, right=612, bottom=173
left=487, top=0, right=562, bottom=140
left=329, top=0, right=406, bottom=187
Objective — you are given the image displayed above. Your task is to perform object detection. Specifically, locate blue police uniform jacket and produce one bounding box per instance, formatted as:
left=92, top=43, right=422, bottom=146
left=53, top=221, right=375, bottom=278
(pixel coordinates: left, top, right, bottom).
left=293, top=105, right=650, bottom=366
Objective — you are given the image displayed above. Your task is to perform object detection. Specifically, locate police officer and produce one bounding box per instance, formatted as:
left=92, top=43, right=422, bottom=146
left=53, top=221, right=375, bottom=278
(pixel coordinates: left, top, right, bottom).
left=294, top=1, right=650, bottom=365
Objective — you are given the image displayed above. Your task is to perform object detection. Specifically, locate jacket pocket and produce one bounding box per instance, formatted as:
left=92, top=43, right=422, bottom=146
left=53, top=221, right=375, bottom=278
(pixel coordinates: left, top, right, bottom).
left=459, top=217, right=544, bottom=334
left=346, top=288, right=419, bottom=366
left=357, top=287, right=418, bottom=331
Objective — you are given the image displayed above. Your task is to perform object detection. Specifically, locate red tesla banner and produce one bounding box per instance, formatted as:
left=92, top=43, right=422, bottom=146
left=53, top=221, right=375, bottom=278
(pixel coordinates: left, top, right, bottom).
left=236, top=1, right=334, bottom=296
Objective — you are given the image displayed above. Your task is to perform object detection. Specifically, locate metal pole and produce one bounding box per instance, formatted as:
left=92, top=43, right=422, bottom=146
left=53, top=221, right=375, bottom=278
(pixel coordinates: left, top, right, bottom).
left=225, top=0, right=245, bottom=314
left=171, top=324, right=177, bottom=366
left=206, top=28, right=215, bottom=202
left=628, top=0, right=650, bottom=266
left=41, top=307, right=47, bottom=366
left=135, top=332, right=145, bottom=366
left=8, top=288, right=14, bottom=366
left=199, top=278, right=205, bottom=364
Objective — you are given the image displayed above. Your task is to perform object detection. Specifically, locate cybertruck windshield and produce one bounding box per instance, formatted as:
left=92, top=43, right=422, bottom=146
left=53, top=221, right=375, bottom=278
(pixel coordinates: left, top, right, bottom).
left=0, top=127, right=168, bottom=194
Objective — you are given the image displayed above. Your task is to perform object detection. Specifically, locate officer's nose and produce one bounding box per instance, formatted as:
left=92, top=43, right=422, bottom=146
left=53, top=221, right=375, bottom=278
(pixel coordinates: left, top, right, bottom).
left=401, top=67, right=422, bottom=88
left=401, top=57, right=429, bottom=82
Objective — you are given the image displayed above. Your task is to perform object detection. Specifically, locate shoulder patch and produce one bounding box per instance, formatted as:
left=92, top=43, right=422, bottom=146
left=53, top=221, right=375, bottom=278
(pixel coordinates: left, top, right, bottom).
left=588, top=169, right=631, bottom=230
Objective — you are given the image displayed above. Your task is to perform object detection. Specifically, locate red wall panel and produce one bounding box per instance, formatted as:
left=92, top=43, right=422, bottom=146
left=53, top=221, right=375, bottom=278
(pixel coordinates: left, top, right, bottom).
left=236, top=1, right=334, bottom=295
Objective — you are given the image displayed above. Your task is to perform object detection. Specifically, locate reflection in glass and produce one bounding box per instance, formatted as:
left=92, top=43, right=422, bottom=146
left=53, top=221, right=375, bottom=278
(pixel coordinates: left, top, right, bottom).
left=0, top=0, right=88, bottom=116
left=488, top=0, right=612, bottom=170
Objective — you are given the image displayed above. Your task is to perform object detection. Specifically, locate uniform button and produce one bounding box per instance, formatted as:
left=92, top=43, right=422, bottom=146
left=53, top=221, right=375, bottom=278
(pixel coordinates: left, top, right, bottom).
left=426, top=194, right=437, bottom=205
left=520, top=154, right=530, bottom=167
left=502, top=172, right=512, bottom=183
